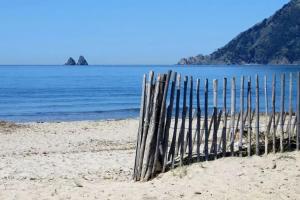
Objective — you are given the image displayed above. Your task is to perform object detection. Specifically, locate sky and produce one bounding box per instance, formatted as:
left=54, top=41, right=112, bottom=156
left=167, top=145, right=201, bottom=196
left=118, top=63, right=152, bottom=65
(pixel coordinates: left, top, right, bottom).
left=0, top=0, right=290, bottom=65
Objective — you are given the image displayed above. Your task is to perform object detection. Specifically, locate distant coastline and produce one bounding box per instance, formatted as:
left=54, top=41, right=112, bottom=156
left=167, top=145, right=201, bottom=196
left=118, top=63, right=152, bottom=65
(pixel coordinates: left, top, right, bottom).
left=178, top=0, right=300, bottom=66
left=175, top=63, right=300, bottom=66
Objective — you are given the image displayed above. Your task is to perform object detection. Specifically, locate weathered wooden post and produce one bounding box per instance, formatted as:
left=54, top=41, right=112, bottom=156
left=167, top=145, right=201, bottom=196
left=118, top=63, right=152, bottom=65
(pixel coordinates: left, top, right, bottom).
left=213, top=79, right=218, bottom=159
left=152, top=71, right=171, bottom=176
left=264, top=75, right=269, bottom=155
left=179, top=76, right=188, bottom=166
left=255, top=75, right=260, bottom=155
left=230, top=77, right=236, bottom=156
left=188, top=76, right=193, bottom=162
left=196, top=79, right=201, bottom=161
left=247, top=77, right=252, bottom=156
left=204, top=79, right=209, bottom=160
left=272, top=74, right=276, bottom=153
left=288, top=73, right=293, bottom=150
left=222, top=78, right=227, bottom=157
left=141, top=74, right=162, bottom=181
left=133, top=74, right=147, bottom=180
left=169, top=74, right=181, bottom=168
left=239, top=76, right=244, bottom=157
left=137, top=71, right=154, bottom=180
left=162, top=72, right=177, bottom=172
left=280, top=73, right=285, bottom=153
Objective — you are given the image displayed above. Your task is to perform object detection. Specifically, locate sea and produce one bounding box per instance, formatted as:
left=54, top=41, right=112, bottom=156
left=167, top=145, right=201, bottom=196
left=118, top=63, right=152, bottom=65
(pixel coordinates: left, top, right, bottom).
left=0, top=65, right=299, bottom=122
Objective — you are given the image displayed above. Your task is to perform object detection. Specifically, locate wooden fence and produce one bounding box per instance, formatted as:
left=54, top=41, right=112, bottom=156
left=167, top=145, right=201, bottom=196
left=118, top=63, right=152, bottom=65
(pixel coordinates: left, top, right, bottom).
left=133, top=70, right=300, bottom=181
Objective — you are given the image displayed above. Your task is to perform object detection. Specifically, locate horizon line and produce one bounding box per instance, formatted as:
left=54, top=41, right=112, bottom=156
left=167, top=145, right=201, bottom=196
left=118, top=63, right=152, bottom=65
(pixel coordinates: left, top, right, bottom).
left=0, top=64, right=177, bottom=66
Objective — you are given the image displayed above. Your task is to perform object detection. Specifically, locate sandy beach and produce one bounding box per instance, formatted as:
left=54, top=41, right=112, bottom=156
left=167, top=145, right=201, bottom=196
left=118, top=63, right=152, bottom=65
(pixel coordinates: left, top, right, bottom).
left=0, top=119, right=300, bottom=200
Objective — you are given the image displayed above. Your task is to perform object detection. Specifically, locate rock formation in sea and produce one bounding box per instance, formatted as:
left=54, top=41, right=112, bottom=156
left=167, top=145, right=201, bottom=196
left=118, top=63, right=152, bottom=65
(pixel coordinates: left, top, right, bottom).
left=77, top=56, right=88, bottom=65
left=178, top=0, right=300, bottom=65
left=65, top=57, right=76, bottom=65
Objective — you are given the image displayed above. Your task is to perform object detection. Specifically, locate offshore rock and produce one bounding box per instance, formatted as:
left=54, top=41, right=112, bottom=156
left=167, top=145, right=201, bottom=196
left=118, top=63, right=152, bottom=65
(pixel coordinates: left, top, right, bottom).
left=65, top=57, right=76, bottom=65
left=77, top=56, right=88, bottom=65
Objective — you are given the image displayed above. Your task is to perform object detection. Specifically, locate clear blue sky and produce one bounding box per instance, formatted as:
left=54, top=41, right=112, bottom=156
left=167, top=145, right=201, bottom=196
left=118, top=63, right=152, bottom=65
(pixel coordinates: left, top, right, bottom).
left=0, top=0, right=290, bottom=65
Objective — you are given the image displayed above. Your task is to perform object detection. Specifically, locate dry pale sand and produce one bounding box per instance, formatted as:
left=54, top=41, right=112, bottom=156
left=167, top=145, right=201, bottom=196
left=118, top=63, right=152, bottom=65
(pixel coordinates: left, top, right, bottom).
left=0, top=119, right=300, bottom=200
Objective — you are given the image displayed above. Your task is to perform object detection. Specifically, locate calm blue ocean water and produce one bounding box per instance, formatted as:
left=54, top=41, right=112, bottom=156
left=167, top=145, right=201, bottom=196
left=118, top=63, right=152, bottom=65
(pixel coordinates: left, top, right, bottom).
left=0, top=65, right=299, bottom=122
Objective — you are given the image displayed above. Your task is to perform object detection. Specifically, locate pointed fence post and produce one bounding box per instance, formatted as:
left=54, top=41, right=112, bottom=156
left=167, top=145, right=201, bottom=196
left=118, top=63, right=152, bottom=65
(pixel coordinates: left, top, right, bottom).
left=239, top=76, right=244, bottom=157
left=179, top=76, right=188, bottom=166
left=222, top=78, right=227, bottom=157
left=230, top=77, right=236, bottom=156
left=162, top=72, right=177, bottom=173
left=196, top=79, right=201, bottom=161
left=280, top=73, right=285, bottom=153
left=288, top=73, right=293, bottom=150
left=204, top=79, right=209, bottom=160
left=141, top=74, right=162, bottom=181
left=272, top=74, right=276, bottom=153
left=152, top=71, right=171, bottom=177
left=264, top=75, right=269, bottom=155
left=188, top=76, right=193, bottom=162
left=213, top=79, right=218, bottom=159
left=255, top=75, right=260, bottom=155
left=137, top=71, right=154, bottom=180
left=133, top=74, right=147, bottom=180
left=169, top=74, right=181, bottom=168
left=247, top=77, right=252, bottom=156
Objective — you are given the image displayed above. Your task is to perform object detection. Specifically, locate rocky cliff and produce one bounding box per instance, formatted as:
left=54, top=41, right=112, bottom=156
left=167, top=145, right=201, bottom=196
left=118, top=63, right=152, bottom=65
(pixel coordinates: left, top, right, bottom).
left=178, top=0, right=300, bottom=65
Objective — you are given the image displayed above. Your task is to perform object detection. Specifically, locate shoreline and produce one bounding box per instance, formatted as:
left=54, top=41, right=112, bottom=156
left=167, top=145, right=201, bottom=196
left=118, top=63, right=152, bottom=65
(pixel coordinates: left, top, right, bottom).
left=0, top=111, right=280, bottom=125
left=0, top=117, right=140, bottom=124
